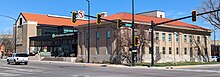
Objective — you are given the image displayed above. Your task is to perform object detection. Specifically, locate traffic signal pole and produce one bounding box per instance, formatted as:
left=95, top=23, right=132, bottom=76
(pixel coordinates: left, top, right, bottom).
left=155, top=9, right=220, bottom=26
left=86, top=0, right=90, bottom=63
left=150, top=21, right=155, bottom=66
left=150, top=9, right=220, bottom=66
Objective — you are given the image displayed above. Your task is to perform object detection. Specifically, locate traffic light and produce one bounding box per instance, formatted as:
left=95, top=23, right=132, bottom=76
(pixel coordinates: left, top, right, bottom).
left=192, top=10, right=197, bottom=22
left=96, top=14, right=101, bottom=24
left=71, top=11, right=77, bottom=23
left=117, top=18, right=123, bottom=28
left=134, top=36, right=139, bottom=46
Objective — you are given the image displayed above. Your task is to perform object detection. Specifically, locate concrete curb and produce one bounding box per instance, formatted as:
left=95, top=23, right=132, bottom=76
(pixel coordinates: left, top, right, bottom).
left=28, top=60, right=220, bottom=69
left=172, top=64, right=220, bottom=69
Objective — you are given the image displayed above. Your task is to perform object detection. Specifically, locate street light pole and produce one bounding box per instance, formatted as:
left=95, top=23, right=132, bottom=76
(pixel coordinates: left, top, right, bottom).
left=131, top=0, right=135, bottom=66
left=86, top=0, right=90, bottom=63
left=0, top=15, right=16, bottom=53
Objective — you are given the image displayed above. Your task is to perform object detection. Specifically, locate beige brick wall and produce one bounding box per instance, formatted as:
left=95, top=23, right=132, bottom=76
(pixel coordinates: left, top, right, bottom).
left=77, top=23, right=212, bottom=63
left=15, top=21, right=37, bottom=53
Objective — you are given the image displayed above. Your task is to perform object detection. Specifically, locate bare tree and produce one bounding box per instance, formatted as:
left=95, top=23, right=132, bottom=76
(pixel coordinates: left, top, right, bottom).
left=191, top=35, right=209, bottom=62
left=0, top=30, right=13, bottom=57
left=112, top=25, right=153, bottom=64
left=199, top=0, right=220, bottom=29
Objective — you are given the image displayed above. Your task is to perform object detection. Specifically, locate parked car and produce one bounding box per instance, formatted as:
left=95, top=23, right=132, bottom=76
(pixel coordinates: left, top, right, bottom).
left=211, top=56, right=220, bottom=62
left=7, top=53, right=29, bottom=65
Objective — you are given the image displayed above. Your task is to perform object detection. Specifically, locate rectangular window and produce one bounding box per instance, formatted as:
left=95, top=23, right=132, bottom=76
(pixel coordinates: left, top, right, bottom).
left=184, top=35, right=187, bottom=42
left=107, top=30, right=110, bottom=39
left=197, top=36, right=200, bottom=43
left=176, top=48, right=179, bottom=54
left=176, top=34, right=179, bottom=42
left=106, top=30, right=111, bottom=54
left=96, top=32, right=100, bottom=54
left=204, top=36, right=207, bottom=45
left=189, top=35, right=192, bottom=42
left=156, top=33, right=159, bottom=40
left=19, top=18, right=22, bottom=25
left=162, top=47, right=166, bottom=54
left=184, top=47, right=187, bottom=55
left=190, top=47, right=193, bottom=57
left=156, top=46, right=159, bottom=53
left=169, top=47, right=172, bottom=54
left=96, top=32, right=100, bottom=39
left=168, top=34, right=172, bottom=42
left=149, top=47, right=152, bottom=54
left=162, top=33, right=165, bottom=41
left=96, top=46, right=99, bottom=54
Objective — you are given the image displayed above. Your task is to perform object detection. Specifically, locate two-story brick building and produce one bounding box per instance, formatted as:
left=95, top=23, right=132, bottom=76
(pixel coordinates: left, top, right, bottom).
left=77, top=10, right=212, bottom=63
left=14, top=12, right=87, bottom=57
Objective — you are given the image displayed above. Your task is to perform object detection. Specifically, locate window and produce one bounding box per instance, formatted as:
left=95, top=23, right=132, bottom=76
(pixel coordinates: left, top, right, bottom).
left=162, top=33, right=165, bottom=41
left=96, top=32, right=100, bottom=54
left=176, top=48, right=179, bottom=54
left=156, top=46, right=159, bottom=53
left=169, top=47, right=172, bottom=54
left=42, top=27, right=57, bottom=35
left=168, top=34, right=172, bottom=42
left=160, top=15, right=163, bottom=18
left=190, top=47, right=193, bottom=57
left=19, top=18, right=22, bottom=25
left=197, top=36, right=200, bottom=43
left=106, top=30, right=111, bottom=54
left=96, top=32, right=100, bottom=39
left=162, top=47, right=166, bottom=54
left=189, top=35, right=192, bottom=42
left=96, top=46, right=99, bottom=54
left=156, top=33, right=159, bottom=40
left=149, top=47, right=152, bottom=54
left=107, top=30, right=111, bottom=39
left=184, top=47, right=187, bottom=55
left=204, top=36, right=207, bottom=45
left=184, top=35, right=187, bottom=42
left=176, top=34, right=179, bottom=42
left=217, top=47, right=219, bottom=52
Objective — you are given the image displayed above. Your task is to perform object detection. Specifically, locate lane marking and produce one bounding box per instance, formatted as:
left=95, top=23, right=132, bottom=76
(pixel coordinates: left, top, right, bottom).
left=173, top=69, right=220, bottom=73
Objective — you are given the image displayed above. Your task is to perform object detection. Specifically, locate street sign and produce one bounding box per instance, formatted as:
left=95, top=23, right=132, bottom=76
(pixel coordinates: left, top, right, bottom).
left=78, top=10, right=84, bottom=19
left=125, top=23, right=132, bottom=27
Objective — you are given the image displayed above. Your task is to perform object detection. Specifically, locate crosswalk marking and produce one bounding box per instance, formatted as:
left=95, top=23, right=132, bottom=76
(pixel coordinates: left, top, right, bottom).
left=0, top=65, right=46, bottom=77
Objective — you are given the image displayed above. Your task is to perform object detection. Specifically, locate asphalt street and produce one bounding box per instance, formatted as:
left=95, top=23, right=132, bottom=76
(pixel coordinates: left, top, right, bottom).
left=0, top=59, right=220, bottom=77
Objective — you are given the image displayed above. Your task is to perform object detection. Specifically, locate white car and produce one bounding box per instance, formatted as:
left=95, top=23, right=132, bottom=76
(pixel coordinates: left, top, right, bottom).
left=7, top=53, right=29, bottom=65
left=211, top=56, right=220, bottom=62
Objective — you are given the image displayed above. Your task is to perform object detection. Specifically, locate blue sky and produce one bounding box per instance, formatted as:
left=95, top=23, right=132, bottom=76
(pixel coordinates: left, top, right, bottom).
left=0, top=0, right=219, bottom=40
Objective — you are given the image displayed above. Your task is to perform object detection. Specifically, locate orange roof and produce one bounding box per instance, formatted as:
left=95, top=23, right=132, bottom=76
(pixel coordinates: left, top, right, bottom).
left=103, top=12, right=208, bottom=30
left=21, top=12, right=208, bottom=30
left=21, top=12, right=87, bottom=26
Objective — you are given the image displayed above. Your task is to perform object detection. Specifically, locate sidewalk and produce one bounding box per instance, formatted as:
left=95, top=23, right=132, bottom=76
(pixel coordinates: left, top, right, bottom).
left=29, top=60, right=220, bottom=69
left=29, top=60, right=156, bottom=69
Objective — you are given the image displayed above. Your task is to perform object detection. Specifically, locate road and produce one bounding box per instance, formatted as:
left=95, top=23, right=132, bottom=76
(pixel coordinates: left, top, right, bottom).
left=0, top=59, right=220, bottom=77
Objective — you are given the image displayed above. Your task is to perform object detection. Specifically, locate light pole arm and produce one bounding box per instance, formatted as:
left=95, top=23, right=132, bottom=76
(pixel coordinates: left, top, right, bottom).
left=0, top=15, right=16, bottom=21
